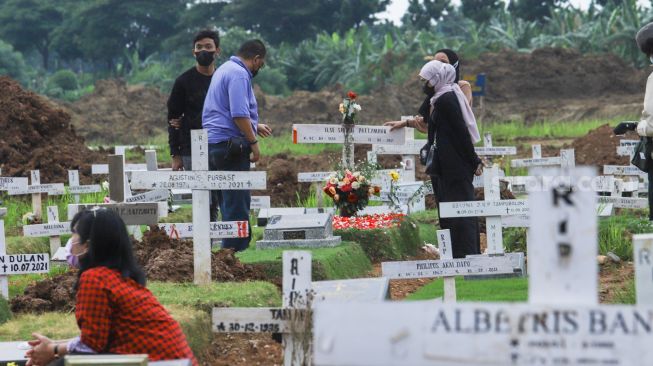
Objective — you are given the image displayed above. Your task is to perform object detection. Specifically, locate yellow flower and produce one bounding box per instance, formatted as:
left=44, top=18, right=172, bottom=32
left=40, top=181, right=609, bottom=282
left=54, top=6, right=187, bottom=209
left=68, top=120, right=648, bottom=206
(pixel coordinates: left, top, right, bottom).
left=390, top=170, right=400, bottom=182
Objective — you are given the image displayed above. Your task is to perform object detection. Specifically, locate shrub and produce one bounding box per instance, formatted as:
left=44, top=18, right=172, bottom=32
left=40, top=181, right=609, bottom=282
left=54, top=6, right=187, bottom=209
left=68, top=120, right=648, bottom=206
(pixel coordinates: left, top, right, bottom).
left=47, top=69, right=79, bottom=91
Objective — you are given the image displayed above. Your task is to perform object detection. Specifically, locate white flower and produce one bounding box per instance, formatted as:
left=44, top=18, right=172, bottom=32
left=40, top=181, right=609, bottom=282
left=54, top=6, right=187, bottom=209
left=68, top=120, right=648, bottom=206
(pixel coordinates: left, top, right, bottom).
left=329, top=177, right=338, bottom=185
left=101, top=181, right=109, bottom=190
left=353, top=103, right=362, bottom=111
left=352, top=171, right=361, bottom=178
left=358, top=175, right=366, bottom=183
left=352, top=182, right=360, bottom=189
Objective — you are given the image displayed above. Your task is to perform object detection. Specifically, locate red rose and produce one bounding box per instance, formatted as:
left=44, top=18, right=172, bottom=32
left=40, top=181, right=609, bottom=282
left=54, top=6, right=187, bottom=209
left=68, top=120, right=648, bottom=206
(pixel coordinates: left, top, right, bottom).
left=340, top=184, right=352, bottom=193
left=347, top=91, right=357, bottom=100
left=347, top=193, right=358, bottom=203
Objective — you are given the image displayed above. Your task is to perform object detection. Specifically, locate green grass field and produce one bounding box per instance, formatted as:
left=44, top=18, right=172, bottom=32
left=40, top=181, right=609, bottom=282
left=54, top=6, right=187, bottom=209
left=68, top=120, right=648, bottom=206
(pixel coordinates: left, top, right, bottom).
left=407, top=276, right=529, bottom=302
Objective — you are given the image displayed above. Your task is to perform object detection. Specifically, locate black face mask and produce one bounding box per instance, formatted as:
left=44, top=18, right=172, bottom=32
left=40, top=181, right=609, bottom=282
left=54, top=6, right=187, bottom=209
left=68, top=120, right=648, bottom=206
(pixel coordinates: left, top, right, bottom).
left=423, top=82, right=435, bottom=97
left=251, top=68, right=259, bottom=78
left=195, top=51, right=215, bottom=67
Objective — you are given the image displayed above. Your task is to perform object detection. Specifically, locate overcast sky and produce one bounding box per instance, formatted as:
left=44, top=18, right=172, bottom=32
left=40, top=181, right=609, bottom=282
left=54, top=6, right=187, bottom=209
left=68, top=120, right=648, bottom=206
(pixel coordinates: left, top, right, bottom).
left=377, top=0, right=650, bottom=24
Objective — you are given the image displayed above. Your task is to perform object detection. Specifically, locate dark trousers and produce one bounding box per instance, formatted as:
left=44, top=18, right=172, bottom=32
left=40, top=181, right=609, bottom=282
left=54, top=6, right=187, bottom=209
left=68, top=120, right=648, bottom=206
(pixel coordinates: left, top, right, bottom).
left=208, top=142, right=252, bottom=251
left=432, top=174, right=480, bottom=258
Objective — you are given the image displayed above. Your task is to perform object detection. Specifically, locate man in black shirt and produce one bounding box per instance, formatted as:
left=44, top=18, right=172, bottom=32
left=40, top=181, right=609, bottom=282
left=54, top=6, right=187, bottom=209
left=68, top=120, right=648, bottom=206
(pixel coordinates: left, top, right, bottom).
left=167, top=29, right=220, bottom=171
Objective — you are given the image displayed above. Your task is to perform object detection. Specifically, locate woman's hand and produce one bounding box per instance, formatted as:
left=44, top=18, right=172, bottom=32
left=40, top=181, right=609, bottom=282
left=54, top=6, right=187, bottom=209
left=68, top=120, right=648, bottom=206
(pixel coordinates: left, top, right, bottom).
left=25, top=333, right=55, bottom=366
left=474, top=163, right=484, bottom=176
left=383, top=121, right=406, bottom=131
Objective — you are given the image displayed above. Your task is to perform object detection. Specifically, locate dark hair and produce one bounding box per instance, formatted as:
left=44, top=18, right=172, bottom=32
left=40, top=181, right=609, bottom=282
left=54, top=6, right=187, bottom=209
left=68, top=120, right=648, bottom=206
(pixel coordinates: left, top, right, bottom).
left=436, top=49, right=460, bottom=83
left=640, top=38, right=653, bottom=56
left=193, top=29, right=220, bottom=49
left=237, top=39, right=266, bottom=59
left=71, top=208, right=146, bottom=288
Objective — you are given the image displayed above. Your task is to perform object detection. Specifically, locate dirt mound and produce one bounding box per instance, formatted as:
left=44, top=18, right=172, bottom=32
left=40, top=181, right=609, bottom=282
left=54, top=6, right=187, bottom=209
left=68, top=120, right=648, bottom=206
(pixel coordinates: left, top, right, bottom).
left=0, top=77, right=102, bottom=183
left=135, top=227, right=267, bottom=282
left=572, top=124, right=638, bottom=167
left=11, top=271, right=77, bottom=314
left=66, top=79, right=167, bottom=144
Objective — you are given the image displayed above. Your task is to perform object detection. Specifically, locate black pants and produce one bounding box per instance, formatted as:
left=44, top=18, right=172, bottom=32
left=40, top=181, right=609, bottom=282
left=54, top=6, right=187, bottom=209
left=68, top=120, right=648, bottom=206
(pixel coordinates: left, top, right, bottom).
left=432, top=174, right=480, bottom=258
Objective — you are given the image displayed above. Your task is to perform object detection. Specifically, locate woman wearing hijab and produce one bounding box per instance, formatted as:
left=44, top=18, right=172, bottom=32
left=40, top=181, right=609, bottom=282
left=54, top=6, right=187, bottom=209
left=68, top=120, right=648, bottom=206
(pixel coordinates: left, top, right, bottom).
left=384, top=49, right=472, bottom=133
left=422, top=60, right=483, bottom=258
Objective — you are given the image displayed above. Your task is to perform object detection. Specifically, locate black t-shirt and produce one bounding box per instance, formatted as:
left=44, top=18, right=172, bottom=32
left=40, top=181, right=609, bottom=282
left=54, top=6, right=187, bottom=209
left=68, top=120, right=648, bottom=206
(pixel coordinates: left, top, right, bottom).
left=167, top=67, right=213, bottom=156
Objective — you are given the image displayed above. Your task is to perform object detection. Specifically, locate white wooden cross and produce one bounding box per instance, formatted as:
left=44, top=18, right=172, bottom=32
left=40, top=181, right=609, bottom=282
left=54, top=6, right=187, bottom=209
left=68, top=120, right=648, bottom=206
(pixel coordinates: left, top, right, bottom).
left=634, top=234, right=653, bottom=305
left=474, top=132, right=517, bottom=157
left=371, top=124, right=418, bottom=182
left=511, top=148, right=576, bottom=169
left=23, top=206, right=70, bottom=256
left=7, top=171, right=65, bottom=221
left=438, top=229, right=456, bottom=302
left=0, top=176, right=27, bottom=192
left=298, top=171, right=335, bottom=208
left=67, top=170, right=102, bottom=203
left=293, top=123, right=406, bottom=168
left=0, top=219, right=50, bottom=300
left=130, top=129, right=266, bottom=285
left=312, top=167, right=653, bottom=366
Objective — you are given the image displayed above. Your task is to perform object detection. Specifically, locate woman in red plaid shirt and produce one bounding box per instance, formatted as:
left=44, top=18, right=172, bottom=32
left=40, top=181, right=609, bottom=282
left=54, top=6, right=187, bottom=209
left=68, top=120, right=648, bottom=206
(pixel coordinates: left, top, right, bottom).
left=26, top=208, right=198, bottom=366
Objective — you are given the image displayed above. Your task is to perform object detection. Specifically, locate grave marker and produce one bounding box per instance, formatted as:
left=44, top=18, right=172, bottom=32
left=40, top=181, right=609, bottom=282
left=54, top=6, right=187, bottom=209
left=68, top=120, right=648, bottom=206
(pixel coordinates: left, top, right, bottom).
left=68, top=203, right=159, bottom=225
left=157, top=221, right=248, bottom=239
left=634, top=233, right=653, bottom=305
left=251, top=196, right=271, bottom=209
left=7, top=171, right=65, bottom=221
left=438, top=229, right=456, bottom=302
left=474, top=132, right=517, bottom=156
left=256, top=213, right=341, bottom=249
left=0, top=176, right=27, bottom=191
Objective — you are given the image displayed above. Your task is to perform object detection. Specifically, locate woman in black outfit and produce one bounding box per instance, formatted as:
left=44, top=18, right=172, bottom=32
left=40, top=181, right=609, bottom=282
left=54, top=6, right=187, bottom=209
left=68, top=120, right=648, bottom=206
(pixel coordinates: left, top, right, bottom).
left=421, top=60, right=483, bottom=258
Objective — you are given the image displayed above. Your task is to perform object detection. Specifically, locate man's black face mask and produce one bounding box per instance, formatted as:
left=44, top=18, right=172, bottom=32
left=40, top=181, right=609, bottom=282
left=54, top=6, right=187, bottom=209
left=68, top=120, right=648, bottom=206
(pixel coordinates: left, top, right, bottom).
left=195, top=50, right=215, bottom=66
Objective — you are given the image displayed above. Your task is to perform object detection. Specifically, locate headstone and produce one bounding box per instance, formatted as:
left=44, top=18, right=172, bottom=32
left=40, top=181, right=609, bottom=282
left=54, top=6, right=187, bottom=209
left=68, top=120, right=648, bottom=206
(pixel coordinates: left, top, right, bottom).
left=256, top=213, right=341, bottom=249
left=257, top=207, right=306, bottom=227
left=634, top=233, right=653, bottom=305
left=251, top=196, right=271, bottom=209
left=68, top=203, right=159, bottom=225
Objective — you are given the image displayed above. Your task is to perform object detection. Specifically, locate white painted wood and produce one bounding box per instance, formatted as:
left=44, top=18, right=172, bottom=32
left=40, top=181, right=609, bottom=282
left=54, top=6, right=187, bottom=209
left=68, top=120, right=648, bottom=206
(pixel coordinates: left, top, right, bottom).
left=439, top=200, right=529, bottom=217
left=528, top=166, right=597, bottom=306
left=0, top=220, right=6, bottom=299
left=67, top=185, right=101, bottom=195
left=145, top=150, right=158, bottom=171
left=484, top=166, right=503, bottom=254
left=212, top=307, right=301, bottom=333
left=372, top=140, right=425, bottom=155
left=46, top=206, right=61, bottom=255
left=621, top=139, right=639, bottom=147
left=560, top=149, right=575, bottom=168
left=191, top=129, right=211, bottom=286
left=597, top=196, right=648, bottom=209
left=251, top=196, right=271, bottom=209
left=23, top=222, right=71, bottom=237
left=510, top=156, right=561, bottom=168
left=31, top=171, right=42, bottom=220
left=158, top=221, right=249, bottom=239
left=91, top=163, right=147, bottom=174
left=437, top=229, right=456, bottom=302
left=0, top=254, right=49, bottom=275
left=474, top=146, right=517, bottom=156
left=603, top=165, right=646, bottom=176
left=114, top=146, right=127, bottom=156
left=381, top=256, right=514, bottom=280
left=283, top=251, right=312, bottom=366
left=124, top=189, right=169, bottom=203
left=298, top=171, right=335, bottom=183
left=67, top=203, right=159, bottom=225
left=531, top=144, right=542, bottom=159
left=0, top=177, right=28, bottom=191
left=129, top=170, right=266, bottom=190
left=292, top=124, right=406, bottom=145
left=634, top=234, right=653, bottom=305
left=68, top=170, right=81, bottom=203
left=483, top=132, right=492, bottom=147
left=617, top=145, right=635, bottom=156
left=313, top=301, right=653, bottom=366
left=367, top=151, right=377, bottom=164
left=7, top=183, right=65, bottom=196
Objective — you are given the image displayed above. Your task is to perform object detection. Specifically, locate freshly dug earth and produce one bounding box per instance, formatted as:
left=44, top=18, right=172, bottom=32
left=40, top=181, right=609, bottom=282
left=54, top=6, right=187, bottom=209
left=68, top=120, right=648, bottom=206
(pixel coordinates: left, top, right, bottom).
left=572, top=124, right=639, bottom=166
left=66, top=79, right=167, bottom=144
left=0, top=77, right=102, bottom=183
left=205, top=334, right=282, bottom=366
left=11, top=271, right=77, bottom=314
left=134, top=226, right=267, bottom=282
left=599, top=261, right=634, bottom=303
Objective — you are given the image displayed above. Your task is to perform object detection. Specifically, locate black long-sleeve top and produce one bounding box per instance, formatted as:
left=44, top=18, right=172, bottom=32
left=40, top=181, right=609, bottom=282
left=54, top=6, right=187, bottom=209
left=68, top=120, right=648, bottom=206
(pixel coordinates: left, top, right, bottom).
left=167, top=67, right=213, bottom=156
left=430, top=91, right=481, bottom=178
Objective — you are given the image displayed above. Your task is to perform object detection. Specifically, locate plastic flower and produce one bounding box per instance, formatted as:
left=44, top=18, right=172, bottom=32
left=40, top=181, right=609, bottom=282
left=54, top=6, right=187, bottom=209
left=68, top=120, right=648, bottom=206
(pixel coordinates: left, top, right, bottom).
left=348, top=91, right=357, bottom=100
left=343, top=177, right=350, bottom=185
left=353, top=103, right=362, bottom=111
left=352, top=181, right=360, bottom=189
left=334, top=194, right=340, bottom=202
left=328, top=186, right=336, bottom=196
left=347, top=193, right=359, bottom=203
left=339, top=103, right=345, bottom=114
left=353, top=171, right=361, bottom=178
left=358, top=175, right=366, bottom=183
left=390, top=170, right=400, bottom=182
left=101, top=181, right=110, bottom=190
left=368, top=187, right=375, bottom=196
left=329, top=177, right=338, bottom=185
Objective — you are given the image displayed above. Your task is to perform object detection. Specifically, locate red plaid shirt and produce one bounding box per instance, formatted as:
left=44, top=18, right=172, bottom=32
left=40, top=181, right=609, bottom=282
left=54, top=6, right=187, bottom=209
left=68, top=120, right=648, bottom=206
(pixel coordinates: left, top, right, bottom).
left=76, top=267, right=198, bottom=366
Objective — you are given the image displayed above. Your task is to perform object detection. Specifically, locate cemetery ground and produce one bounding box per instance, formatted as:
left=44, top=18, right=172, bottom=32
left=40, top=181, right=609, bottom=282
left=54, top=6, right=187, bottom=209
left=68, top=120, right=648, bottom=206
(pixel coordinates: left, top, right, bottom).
left=0, top=106, right=650, bottom=364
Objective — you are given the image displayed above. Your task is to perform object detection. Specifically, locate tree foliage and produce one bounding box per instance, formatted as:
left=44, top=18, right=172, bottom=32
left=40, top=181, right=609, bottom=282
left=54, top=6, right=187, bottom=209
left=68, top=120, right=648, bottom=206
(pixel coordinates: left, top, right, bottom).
left=402, top=0, right=453, bottom=29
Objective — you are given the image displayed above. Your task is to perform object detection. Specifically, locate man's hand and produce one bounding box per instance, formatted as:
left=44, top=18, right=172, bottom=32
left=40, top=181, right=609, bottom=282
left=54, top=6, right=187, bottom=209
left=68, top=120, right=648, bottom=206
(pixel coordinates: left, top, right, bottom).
left=25, top=333, right=54, bottom=366
left=250, top=143, right=261, bottom=163
left=169, top=118, right=181, bottom=129
left=474, top=163, right=484, bottom=176
left=257, top=124, right=272, bottom=138
left=172, top=155, right=184, bottom=171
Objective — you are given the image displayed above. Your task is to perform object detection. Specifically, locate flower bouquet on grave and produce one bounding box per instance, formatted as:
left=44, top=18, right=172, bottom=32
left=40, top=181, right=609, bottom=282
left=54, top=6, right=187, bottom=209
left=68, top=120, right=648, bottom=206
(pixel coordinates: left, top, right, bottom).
left=339, top=91, right=361, bottom=126
left=323, top=164, right=380, bottom=217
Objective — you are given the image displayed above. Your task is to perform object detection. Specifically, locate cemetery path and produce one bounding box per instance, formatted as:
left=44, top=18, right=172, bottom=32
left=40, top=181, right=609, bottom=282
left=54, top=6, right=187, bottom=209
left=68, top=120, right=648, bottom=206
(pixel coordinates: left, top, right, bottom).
left=599, top=261, right=634, bottom=304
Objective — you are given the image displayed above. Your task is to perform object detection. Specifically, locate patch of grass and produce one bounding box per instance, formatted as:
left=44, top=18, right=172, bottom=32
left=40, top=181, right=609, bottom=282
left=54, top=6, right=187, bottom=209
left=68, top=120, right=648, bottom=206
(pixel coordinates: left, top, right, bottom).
left=612, top=279, right=636, bottom=305
left=149, top=281, right=280, bottom=311
left=158, top=204, right=192, bottom=223
left=598, top=214, right=653, bottom=261
left=6, top=236, right=50, bottom=255
left=478, top=118, right=635, bottom=141
left=238, top=243, right=372, bottom=280
left=336, top=217, right=422, bottom=262
left=407, top=276, right=529, bottom=302
left=261, top=133, right=340, bottom=156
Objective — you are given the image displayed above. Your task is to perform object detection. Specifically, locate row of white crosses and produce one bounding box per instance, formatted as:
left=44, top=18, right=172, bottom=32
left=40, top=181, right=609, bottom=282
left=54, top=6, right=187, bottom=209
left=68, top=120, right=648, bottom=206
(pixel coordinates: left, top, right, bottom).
left=130, top=129, right=267, bottom=285
left=312, top=166, right=653, bottom=365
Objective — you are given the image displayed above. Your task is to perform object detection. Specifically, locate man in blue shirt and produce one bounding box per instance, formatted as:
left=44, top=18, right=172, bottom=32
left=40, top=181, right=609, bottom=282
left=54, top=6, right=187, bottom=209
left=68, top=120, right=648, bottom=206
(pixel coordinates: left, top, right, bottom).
left=202, top=39, right=272, bottom=251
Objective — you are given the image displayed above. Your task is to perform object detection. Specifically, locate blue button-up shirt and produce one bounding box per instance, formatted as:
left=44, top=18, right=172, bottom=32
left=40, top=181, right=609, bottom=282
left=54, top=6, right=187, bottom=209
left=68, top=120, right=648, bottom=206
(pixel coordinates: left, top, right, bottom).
left=202, top=56, right=258, bottom=143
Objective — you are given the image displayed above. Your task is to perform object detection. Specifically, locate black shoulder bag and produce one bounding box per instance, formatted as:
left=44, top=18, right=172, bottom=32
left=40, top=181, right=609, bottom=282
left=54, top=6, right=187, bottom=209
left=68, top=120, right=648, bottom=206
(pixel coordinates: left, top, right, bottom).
left=419, top=110, right=441, bottom=176
left=631, top=137, right=652, bottom=172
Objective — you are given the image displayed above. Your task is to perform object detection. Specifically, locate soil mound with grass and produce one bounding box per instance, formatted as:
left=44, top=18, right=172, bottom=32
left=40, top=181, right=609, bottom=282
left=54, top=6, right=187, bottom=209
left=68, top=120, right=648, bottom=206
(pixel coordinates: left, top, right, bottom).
left=0, top=77, right=102, bottom=183
left=10, top=271, right=77, bottom=314
left=66, top=79, right=167, bottom=144
left=572, top=124, right=639, bottom=166
left=135, top=227, right=267, bottom=282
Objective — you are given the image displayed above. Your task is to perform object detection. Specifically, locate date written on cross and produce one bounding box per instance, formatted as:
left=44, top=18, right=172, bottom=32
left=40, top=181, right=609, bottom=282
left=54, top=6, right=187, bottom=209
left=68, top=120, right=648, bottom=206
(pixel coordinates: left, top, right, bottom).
left=130, top=171, right=266, bottom=190
left=440, top=200, right=529, bottom=217
left=382, top=256, right=514, bottom=280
